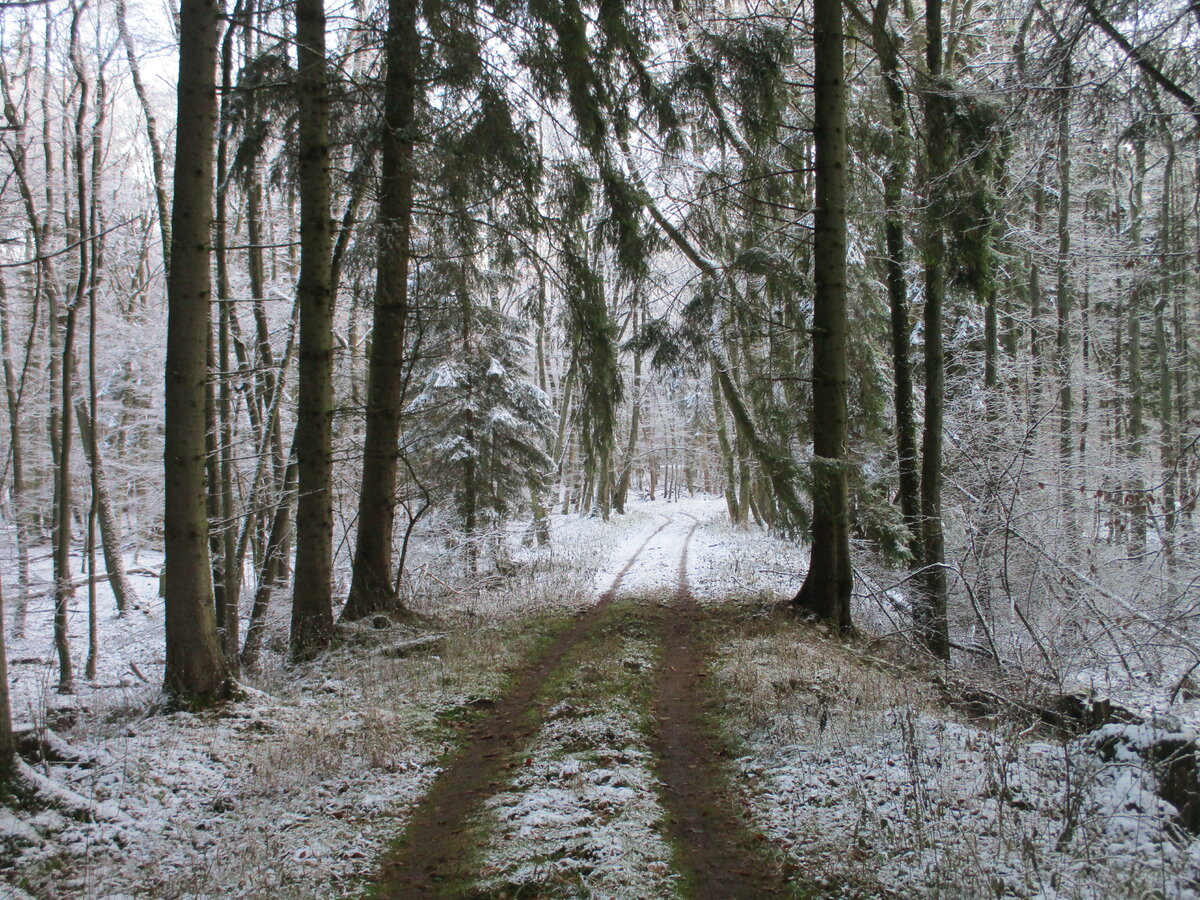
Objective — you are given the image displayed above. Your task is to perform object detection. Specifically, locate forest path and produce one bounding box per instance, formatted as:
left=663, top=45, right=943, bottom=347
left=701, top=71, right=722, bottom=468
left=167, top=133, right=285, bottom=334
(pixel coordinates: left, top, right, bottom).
left=368, top=517, right=672, bottom=896
left=368, top=514, right=794, bottom=898
left=650, top=519, right=792, bottom=898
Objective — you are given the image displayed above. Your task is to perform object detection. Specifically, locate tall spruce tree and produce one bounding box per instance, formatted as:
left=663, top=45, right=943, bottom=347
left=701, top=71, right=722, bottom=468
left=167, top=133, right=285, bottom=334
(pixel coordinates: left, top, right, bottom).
left=290, top=0, right=335, bottom=658
left=792, top=0, right=851, bottom=630
left=916, top=0, right=952, bottom=660
left=342, top=0, right=418, bottom=620
left=163, top=0, right=229, bottom=706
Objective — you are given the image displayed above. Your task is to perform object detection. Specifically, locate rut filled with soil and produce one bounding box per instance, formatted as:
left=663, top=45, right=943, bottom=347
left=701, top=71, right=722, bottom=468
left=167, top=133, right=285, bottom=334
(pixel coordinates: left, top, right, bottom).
left=650, top=523, right=793, bottom=899
left=369, top=519, right=670, bottom=897
left=370, top=515, right=796, bottom=898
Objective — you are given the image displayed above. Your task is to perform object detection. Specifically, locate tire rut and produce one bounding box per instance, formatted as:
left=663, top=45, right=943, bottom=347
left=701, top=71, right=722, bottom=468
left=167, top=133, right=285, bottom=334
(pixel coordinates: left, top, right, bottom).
left=651, top=522, right=793, bottom=899
left=369, top=517, right=672, bottom=898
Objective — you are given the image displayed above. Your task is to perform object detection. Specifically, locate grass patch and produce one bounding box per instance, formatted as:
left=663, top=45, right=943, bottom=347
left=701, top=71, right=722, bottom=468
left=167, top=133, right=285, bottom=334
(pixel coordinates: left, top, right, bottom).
left=461, top=595, right=680, bottom=899
left=691, top=601, right=902, bottom=899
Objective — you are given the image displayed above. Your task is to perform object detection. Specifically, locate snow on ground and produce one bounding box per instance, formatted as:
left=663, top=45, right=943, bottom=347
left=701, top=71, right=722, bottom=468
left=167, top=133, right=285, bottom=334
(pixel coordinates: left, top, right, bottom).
left=682, top=499, right=806, bottom=605
left=744, top=711, right=1200, bottom=898
left=585, top=508, right=670, bottom=597
left=4, top=582, right=464, bottom=899
left=468, top=512, right=695, bottom=897
left=602, top=512, right=689, bottom=597
left=473, top=606, right=677, bottom=899
left=710, top=615, right=1200, bottom=898
left=669, top=497, right=1200, bottom=897
left=0, top=508, right=640, bottom=898
left=2, top=497, right=1198, bottom=898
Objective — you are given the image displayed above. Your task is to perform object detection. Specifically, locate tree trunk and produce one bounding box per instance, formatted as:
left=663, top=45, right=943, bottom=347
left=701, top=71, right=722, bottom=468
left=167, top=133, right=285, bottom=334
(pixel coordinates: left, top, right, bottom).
left=0, top=576, right=14, bottom=782
left=42, top=12, right=63, bottom=487
left=792, top=0, right=852, bottom=632
left=1054, top=61, right=1075, bottom=538
left=116, top=0, right=171, bottom=263
left=212, top=5, right=243, bottom=674
left=84, top=52, right=111, bottom=682
left=917, top=0, right=951, bottom=659
left=984, top=284, right=998, bottom=405
left=163, top=0, right=230, bottom=707
left=290, top=0, right=336, bottom=659
left=0, top=276, right=32, bottom=637
left=710, top=365, right=739, bottom=523
left=713, top=362, right=805, bottom=530
left=598, top=441, right=612, bottom=521
left=1028, top=158, right=1047, bottom=418
left=1157, top=140, right=1178, bottom=541
left=53, top=300, right=76, bottom=694
left=53, top=8, right=92, bottom=694
left=1127, top=139, right=1147, bottom=555
left=1173, top=161, right=1192, bottom=525
left=343, top=0, right=418, bottom=620
left=613, top=305, right=642, bottom=514
left=871, top=0, right=921, bottom=554
left=242, top=453, right=298, bottom=673
left=75, top=400, right=137, bottom=614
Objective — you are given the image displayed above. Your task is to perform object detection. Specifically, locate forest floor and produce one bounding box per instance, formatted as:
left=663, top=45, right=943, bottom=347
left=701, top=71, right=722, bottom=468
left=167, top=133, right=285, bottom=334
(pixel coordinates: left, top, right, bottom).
left=1, top=498, right=1198, bottom=898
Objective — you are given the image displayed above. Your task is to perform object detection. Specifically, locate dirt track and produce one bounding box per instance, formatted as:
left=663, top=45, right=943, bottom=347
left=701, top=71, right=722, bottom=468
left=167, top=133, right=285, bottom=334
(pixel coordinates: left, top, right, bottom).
left=369, top=517, right=793, bottom=898
left=651, top=521, right=791, bottom=898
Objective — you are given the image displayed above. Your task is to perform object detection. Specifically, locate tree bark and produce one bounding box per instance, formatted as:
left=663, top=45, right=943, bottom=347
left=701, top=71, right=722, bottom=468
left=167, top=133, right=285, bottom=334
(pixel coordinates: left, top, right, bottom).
left=0, top=276, right=32, bottom=637
left=163, top=0, right=230, bottom=707
left=613, top=305, right=642, bottom=514
left=242, top=452, right=298, bottom=673
left=1127, top=139, right=1147, bottom=555
left=0, top=576, right=14, bottom=782
left=212, top=1, right=244, bottom=675
left=870, top=0, right=921, bottom=554
left=1157, top=142, right=1178, bottom=542
left=115, top=0, right=171, bottom=262
left=52, top=298, right=76, bottom=694
left=85, top=49, right=110, bottom=682
left=290, top=0, right=336, bottom=659
left=1054, top=60, right=1075, bottom=538
left=792, top=0, right=852, bottom=632
left=710, top=364, right=740, bottom=523
left=343, top=0, right=418, bottom=620
left=75, top=400, right=137, bottom=614
left=917, top=0, right=952, bottom=659
left=53, top=5, right=92, bottom=695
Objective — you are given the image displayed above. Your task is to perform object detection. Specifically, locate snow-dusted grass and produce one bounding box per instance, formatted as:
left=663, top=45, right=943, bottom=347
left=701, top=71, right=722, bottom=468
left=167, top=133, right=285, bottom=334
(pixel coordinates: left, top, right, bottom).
left=667, top=496, right=1200, bottom=897
left=708, top=614, right=1200, bottom=898
left=5, top=604, right=528, bottom=898
left=0, top=507, right=648, bottom=898
left=2, top=496, right=1198, bottom=898
left=400, top=505, right=665, bottom=622
left=469, top=598, right=678, bottom=899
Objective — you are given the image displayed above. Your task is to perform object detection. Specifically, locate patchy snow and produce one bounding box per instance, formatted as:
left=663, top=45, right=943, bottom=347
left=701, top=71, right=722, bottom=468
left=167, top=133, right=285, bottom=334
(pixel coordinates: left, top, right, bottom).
left=741, top=709, right=1200, bottom=898
left=474, top=645, right=677, bottom=898
left=0, top=512, right=627, bottom=897
left=5, top=602, right=450, bottom=898
left=712, top=620, right=1200, bottom=899
left=2, top=497, right=1197, bottom=898
left=683, top=504, right=807, bottom=604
